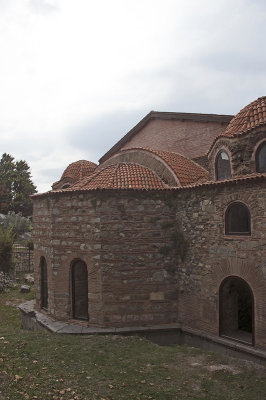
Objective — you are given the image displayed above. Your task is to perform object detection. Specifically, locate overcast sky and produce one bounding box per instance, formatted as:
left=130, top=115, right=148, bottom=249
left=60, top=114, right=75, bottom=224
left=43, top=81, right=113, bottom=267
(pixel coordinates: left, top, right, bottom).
left=1, top=0, right=266, bottom=192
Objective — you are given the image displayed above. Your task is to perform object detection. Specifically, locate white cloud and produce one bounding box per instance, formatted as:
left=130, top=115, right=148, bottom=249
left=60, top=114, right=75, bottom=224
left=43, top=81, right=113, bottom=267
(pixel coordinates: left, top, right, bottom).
left=0, top=0, right=266, bottom=192
left=29, top=0, right=59, bottom=13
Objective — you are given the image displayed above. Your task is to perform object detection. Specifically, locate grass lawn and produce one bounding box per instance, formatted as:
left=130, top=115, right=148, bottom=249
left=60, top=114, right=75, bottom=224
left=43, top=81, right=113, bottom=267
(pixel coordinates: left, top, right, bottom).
left=0, top=285, right=265, bottom=400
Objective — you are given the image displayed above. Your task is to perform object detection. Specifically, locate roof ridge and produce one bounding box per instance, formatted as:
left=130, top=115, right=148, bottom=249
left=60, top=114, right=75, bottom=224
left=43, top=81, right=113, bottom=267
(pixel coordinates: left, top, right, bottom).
left=110, top=163, right=120, bottom=188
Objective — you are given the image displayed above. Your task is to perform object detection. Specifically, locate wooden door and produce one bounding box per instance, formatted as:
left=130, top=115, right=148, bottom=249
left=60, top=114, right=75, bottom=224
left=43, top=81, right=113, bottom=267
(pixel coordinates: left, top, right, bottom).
left=72, top=260, right=88, bottom=320
left=40, top=257, right=48, bottom=310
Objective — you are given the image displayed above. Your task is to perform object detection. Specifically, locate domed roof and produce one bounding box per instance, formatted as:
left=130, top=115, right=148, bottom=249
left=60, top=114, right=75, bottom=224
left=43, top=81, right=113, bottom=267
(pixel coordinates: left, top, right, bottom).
left=224, top=96, right=266, bottom=137
left=61, top=160, right=97, bottom=182
left=129, top=148, right=208, bottom=186
left=60, top=163, right=168, bottom=190
left=99, top=148, right=208, bottom=187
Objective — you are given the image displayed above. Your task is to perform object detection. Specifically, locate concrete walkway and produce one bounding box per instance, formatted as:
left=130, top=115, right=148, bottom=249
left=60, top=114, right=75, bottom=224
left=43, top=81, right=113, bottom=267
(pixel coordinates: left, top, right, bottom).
left=19, top=300, right=180, bottom=335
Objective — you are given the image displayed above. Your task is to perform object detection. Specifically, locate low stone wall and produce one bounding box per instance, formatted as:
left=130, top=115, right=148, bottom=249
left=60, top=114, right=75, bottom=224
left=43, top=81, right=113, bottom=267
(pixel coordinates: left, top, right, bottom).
left=13, top=249, right=33, bottom=272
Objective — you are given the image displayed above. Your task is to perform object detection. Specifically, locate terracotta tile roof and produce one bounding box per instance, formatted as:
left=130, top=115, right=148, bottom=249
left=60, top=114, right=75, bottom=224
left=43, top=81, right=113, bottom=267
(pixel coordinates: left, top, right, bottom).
left=179, top=172, right=266, bottom=190
left=32, top=172, right=266, bottom=198
left=120, top=148, right=209, bottom=186
left=224, top=96, right=266, bottom=137
left=61, top=163, right=167, bottom=191
left=60, top=160, right=97, bottom=182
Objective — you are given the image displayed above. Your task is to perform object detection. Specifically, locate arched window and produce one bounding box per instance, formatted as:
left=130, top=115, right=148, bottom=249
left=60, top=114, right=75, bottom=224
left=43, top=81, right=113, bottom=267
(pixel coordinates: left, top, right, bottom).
left=215, top=150, right=231, bottom=181
left=72, top=259, right=88, bottom=320
left=220, top=276, right=254, bottom=345
left=40, top=257, right=48, bottom=310
left=225, top=202, right=251, bottom=235
left=256, top=141, right=266, bottom=173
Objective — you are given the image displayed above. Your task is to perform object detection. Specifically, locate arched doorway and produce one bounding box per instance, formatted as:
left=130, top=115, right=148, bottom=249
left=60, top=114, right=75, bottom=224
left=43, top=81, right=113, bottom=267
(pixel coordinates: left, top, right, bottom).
left=72, top=259, right=88, bottom=320
left=219, top=276, right=254, bottom=345
left=40, top=257, right=48, bottom=310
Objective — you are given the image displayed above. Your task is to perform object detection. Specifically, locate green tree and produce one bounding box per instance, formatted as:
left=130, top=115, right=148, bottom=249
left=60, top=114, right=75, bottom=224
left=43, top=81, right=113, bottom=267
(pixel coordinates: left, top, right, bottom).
left=1, top=212, right=32, bottom=238
left=0, top=153, right=37, bottom=216
left=0, top=153, right=14, bottom=213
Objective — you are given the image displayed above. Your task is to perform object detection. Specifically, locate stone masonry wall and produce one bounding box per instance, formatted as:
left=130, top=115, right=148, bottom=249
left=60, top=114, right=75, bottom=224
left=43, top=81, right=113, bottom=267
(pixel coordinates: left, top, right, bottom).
left=33, top=192, right=103, bottom=325
left=33, top=190, right=179, bottom=327
left=96, top=191, right=179, bottom=327
left=175, top=179, right=266, bottom=350
left=208, top=128, right=266, bottom=179
left=33, top=196, right=52, bottom=311
left=33, top=179, right=266, bottom=350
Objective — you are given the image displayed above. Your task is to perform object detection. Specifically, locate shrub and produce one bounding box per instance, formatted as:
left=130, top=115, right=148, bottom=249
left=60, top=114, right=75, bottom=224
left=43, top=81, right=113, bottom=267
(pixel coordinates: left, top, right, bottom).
left=0, top=226, right=15, bottom=274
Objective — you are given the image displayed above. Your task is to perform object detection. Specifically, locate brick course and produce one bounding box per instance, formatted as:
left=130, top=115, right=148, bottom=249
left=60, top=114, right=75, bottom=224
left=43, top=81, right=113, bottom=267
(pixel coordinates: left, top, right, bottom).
left=121, top=119, right=229, bottom=160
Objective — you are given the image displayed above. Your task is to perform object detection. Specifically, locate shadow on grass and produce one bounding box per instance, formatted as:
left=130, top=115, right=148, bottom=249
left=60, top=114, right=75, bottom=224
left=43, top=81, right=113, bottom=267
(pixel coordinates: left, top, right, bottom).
left=0, top=287, right=265, bottom=400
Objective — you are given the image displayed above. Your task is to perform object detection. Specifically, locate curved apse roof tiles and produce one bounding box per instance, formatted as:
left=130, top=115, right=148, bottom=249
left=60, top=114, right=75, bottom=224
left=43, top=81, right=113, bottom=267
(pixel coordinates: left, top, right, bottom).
left=224, top=96, right=266, bottom=137
left=52, top=160, right=98, bottom=189
left=61, top=163, right=168, bottom=191
left=117, top=148, right=209, bottom=186
left=60, top=160, right=98, bottom=181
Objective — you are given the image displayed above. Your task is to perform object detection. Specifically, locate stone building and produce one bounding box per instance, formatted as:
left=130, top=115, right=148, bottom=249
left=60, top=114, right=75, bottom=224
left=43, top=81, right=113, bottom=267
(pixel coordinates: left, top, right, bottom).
left=31, top=97, right=266, bottom=354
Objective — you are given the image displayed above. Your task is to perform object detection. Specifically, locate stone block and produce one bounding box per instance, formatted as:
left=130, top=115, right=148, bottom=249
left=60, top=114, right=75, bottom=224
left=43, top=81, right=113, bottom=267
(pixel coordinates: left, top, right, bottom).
left=24, top=274, right=34, bottom=284
left=21, top=285, right=31, bottom=293
left=150, top=292, right=164, bottom=301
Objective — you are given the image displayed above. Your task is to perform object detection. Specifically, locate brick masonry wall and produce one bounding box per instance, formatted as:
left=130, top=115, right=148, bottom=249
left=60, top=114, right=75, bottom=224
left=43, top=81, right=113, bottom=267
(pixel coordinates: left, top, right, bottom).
left=175, top=179, right=266, bottom=350
left=122, top=119, right=229, bottom=159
